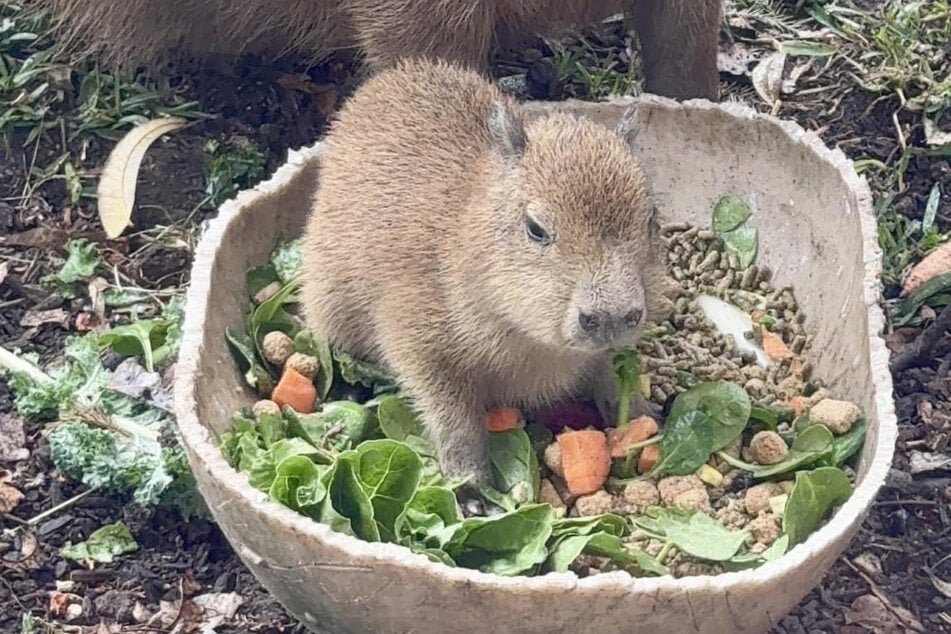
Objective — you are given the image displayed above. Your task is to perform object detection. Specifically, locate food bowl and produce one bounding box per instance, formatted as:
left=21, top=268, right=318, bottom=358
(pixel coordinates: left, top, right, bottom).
left=174, top=95, right=897, bottom=634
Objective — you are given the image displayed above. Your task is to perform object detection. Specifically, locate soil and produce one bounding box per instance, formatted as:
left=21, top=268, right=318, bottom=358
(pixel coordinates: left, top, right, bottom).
left=2, top=19, right=951, bottom=634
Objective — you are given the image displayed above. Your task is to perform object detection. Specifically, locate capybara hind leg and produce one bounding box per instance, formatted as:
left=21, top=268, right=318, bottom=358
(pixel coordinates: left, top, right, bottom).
left=633, top=0, right=721, bottom=100
left=347, top=0, right=495, bottom=70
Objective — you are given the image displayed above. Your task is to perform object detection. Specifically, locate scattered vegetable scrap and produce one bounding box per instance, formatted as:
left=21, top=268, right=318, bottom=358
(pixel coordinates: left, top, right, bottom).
left=220, top=196, right=867, bottom=579
left=272, top=366, right=317, bottom=413
left=557, top=430, right=611, bottom=496
left=486, top=407, right=521, bottom=432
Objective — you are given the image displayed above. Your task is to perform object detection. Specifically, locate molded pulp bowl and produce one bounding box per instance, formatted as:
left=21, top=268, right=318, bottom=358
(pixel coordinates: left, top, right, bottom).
left=174, top=95, right=897, bottom=634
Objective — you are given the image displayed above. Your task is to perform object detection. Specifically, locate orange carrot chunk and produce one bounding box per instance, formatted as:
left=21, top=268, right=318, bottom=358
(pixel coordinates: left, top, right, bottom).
left=486, top=407, right=521, bottom=432
left=606, top=416, right=659, bottom=458
left=557, top=430, right=610, bottom=496
left=272, top=367, right=317, bottom=414
left=637, top=444, right=660, bottom=474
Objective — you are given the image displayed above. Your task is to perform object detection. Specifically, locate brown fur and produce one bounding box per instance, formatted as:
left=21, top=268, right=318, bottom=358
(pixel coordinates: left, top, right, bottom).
left=36, top=0, right=721, bottom=100
left=300, top=59, right=673, bottom=487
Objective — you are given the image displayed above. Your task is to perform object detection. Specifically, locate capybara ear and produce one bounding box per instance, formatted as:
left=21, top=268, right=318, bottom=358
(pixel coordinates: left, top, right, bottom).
left=486, top=99, right=526, bottom=161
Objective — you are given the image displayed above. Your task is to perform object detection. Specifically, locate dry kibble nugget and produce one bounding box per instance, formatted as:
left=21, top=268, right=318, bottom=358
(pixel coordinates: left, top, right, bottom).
left=557, top=430, right=610, bottom=496
left=262, top=331, right=295, bottom=366
left=272, top=367, right=317, bottom=414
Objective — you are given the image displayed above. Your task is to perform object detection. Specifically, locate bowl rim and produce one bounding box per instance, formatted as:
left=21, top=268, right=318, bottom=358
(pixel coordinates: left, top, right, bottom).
left=174, top=93, right=897, bottom=595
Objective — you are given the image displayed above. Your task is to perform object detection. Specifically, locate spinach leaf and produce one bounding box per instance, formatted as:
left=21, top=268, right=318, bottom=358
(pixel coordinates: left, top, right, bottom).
left=247, top=437, right=326, bottom=491
left=267, top=455, right=329, bottom=515
left=376, top=395, right=426, bottom=440
left=256, top=411, right=286, bottom=448
left=324, top=452, right=379, bottom=541
left=246, top=263, right=279, bottom=299
left=722, top=225, right=758, bottom=268
left=220, top=411, right=257, bottom=467
left=284, top=401, right=374, bottom=452
left=649, top=410, right=714, bottom=477
left=293, top=330, right=334, bottom=400
left=633, top=508, right=749, bottom=562
left=353, top=440, right=423, bottom=542
left=489, top=428, right=540, bottom=505
left=334, top=350, right=398, bottom=393
left=831, top=419, right=866, bottom=466
left=712, top=195, right=751, bottom=233
left=712, top=196, right=758, bottom=267
left=717, top=424, right=834, bottom=478
left=668, top=381, right=751, bottom=451
left=724, top=534, right=789, bottom=571
left=224, top=327, right=273, bottom=394
left=749, top=403, right=778, bottom=430
left=551, top=514, right=627, bottom=538
left=249, top=281, right=300, bottom=364
left=99, top=318, right=175, bottom=373
left=546, top=514, right=666, bottom=575
left=612, top=348, right=642, bottom=427
left=546, top=531, right=667, bottom=576
left=445, top=504, right=555, bottom=576
left=783, top=467, right=852, bottom=546
left=399, top=486, right=462, bottom=549
left=60, top=521, right=138, bottom=565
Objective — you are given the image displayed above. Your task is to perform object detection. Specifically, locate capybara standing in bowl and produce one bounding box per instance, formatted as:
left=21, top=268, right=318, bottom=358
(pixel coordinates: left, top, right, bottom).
left=300, top=58, right=672, bottom=490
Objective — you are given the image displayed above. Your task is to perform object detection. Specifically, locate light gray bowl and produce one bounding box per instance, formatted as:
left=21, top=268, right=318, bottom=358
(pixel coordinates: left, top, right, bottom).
left=174, top=95, right=897, bottom=634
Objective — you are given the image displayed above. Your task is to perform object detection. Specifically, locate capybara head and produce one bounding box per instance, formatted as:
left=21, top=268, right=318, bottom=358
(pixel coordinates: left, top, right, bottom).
left=470, top=103, right=656, bottom=353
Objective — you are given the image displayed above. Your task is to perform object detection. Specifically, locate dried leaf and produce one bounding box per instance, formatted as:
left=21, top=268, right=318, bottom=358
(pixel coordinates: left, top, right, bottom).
left=48, top=591, right=71, bottom=618
left=0, top=482, right=24, bottom=513
left=107, top=358, right=162, bottom=400
left=2, top=532, right=39, bottom=571
left=97, top=117, right=186, bottom=239
left=156, top=593, right=244, bottom=632
left=0, top=412, right=29, bottom=462
left=845, top=594, right=923, bottom=633
left=19, top=308, right=71, bottom=328
left=191, top=592, right=244, bottom=629
left=751, top=51, right=787, bottom=106
left=929, top=572, right=951, bottom=599
left=717, top=42, right=759, bottom=75
left=902, top=242, right=951, bottom=296
left=908, top=450, right=951, bottom=474
left=924, top=117, right=951, bottom=147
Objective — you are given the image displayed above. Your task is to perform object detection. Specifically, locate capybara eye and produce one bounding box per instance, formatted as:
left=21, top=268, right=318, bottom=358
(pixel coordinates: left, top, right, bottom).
left=524, top=215, right=552, bottom=246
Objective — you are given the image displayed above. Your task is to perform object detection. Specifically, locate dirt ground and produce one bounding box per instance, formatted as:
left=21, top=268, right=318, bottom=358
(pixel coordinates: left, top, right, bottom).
left=2, top=5, right=951, bottom=634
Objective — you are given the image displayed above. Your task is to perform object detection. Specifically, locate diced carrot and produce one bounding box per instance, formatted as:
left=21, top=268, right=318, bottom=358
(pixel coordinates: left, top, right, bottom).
left=486, top=407, right=521, bottom=432
left=761, top=328, right=795, bottom=361
left=271, top=366, right=317, bottom=414
left=606, top=416, right=659, bottom=458
left=637, top=444, right=660, bottom=474
left=557, top=430, right=610, bottom=496
left=788, top=396, right=807, bottom=419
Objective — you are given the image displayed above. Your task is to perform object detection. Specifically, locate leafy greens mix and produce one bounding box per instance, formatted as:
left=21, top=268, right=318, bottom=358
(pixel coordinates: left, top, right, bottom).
left=218, top=237, right=866, bottom=578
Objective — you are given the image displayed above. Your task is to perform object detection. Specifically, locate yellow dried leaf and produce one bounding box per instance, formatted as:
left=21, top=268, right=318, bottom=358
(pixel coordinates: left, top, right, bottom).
left=97, top=117, right=186, bottom=239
